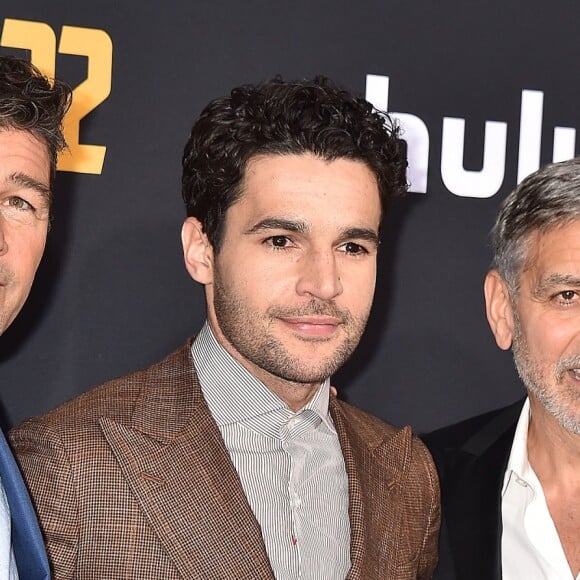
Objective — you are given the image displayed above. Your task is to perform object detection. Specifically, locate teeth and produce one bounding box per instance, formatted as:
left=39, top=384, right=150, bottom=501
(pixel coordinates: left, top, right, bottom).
left=571, top=369, right=580, bottom=378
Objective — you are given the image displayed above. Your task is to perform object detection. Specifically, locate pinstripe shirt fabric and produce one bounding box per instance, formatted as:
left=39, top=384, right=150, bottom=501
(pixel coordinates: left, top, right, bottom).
left=192, top=323, right=350, bottom=579
left=10, top=338, right=440, bottom=579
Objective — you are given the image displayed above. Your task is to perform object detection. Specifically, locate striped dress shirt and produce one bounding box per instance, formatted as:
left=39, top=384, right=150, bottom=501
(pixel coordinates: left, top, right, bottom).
left=192, top=323, right=351, bottom=579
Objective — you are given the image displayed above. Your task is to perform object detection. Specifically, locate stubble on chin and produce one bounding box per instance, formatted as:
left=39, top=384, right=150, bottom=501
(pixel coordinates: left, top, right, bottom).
left=211, top=273, right=369, bottom=385
left=512, top=317, right=580, bottom=435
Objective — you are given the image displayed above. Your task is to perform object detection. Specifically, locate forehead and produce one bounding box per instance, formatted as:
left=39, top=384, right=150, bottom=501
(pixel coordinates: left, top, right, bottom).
left=234, top=153, right=381, bottom=227
left=0, top=129, right=50, bottom=184
left=523, top=220, right=580, bottom=277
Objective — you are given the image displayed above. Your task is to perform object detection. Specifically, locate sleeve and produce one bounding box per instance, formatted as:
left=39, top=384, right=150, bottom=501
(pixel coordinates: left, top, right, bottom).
left=9, top=419, right=79, bottom=580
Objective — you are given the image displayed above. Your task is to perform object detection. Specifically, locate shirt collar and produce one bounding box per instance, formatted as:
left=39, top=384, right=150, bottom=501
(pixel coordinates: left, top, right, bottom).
left=191, top=322, right=333, bottom=430
left=502, top=397, right=540, bottom=495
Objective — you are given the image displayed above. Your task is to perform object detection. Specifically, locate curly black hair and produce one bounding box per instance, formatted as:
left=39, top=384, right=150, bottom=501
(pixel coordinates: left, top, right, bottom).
left=182, top=75, right=407, bottom=250
left=0, top=55, right=72, bottom=186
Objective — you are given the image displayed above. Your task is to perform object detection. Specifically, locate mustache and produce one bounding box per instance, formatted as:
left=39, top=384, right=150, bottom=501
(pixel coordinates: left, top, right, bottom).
left=555, top=355, right=580, bottom=381
left=268, top=300, right=351, bottom=323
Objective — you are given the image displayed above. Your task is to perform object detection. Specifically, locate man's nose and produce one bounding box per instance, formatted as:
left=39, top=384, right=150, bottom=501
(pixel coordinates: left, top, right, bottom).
left=295, top=249, right=343, bottom=300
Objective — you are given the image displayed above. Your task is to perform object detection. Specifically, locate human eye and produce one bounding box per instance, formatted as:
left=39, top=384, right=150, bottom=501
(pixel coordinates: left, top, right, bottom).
left=549, top=288, right=580, bottom=309
left=0, top=192, right=48, bottom=224
left=2, top=196, right=35, bottom=211
left=553, top=289, right=580, bottom=306
left=338, top=241, right=369, bottom=256
left=264, top=235, right=293, bottom=250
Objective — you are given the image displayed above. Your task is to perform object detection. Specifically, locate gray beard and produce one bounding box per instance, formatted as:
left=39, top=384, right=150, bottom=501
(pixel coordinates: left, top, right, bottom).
left=512, top=313, right=580, bottom=435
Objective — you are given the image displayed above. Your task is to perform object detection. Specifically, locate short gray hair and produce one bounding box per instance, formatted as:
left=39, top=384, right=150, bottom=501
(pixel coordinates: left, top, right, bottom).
left=492, top=157, right=580, bottom=297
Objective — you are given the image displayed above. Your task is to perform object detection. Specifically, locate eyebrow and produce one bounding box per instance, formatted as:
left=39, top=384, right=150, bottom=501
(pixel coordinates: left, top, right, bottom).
left=532, top=273, right=580, bottom=297
left=341, top=227, right=380, bottom=246
left=7, top=172, right=51, bottom=201
left=246, top=218, right=308, bottom=235
left=246, top=218, right=379, bottom=246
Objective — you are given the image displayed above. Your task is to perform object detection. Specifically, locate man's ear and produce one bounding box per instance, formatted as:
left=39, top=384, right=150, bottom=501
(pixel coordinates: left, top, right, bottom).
left=181, top=217, right=214, bottom=284
left=484, top=269, right=515, bottom=350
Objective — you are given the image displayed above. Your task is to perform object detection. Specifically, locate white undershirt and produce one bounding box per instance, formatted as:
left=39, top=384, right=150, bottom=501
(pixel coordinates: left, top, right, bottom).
left=501, top=398, right=578, bottom=580
left=0, top=480, right=18, bottom=580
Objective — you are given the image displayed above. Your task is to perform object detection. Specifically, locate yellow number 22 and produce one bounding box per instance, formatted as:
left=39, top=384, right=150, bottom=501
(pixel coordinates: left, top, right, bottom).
left=1, top=19, right=112, bottom=175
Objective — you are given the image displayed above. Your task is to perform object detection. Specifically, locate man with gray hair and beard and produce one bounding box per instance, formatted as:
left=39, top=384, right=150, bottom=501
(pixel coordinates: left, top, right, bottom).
left=424, top=157, right=580, bottom=580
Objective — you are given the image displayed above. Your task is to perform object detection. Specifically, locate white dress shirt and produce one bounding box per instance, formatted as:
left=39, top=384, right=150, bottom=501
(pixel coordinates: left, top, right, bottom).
left=0, top=480, right=18, bottom=580
left=192, top=323, right=351, bottom=579
left=501, top=398, right=578, bottom=580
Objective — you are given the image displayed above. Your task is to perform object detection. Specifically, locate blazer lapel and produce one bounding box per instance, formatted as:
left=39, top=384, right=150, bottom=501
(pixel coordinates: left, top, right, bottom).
left=100, top=343, right=274, bottom=579
left=442, top=402, right=521, bottom=580
left=0, top=429, right=50, bottom=580
left=330, top=400, right=412, bottom=579
left=331, top=405, right=366, bottom=577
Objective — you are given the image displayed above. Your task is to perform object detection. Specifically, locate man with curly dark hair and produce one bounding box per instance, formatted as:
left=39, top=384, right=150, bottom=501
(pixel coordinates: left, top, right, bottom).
left=12, top=76, right=440, bottom=579
left=0, top=54, right=71, bottom=580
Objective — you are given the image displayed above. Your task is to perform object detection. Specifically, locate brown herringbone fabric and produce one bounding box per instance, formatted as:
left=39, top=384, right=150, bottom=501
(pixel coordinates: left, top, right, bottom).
left=10, top=340, right=440, bottom=579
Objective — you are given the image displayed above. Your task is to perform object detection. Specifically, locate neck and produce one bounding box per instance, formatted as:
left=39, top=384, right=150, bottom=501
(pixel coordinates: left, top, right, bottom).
left=206, top=318, right=324, bottom=412
left=527, top=396, right=580, bottom=491
left=251, top=366, right=323, bottom=412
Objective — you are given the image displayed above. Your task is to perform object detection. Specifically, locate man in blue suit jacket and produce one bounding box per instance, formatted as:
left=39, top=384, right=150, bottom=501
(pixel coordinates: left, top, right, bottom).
left=0, top=55, right=71, bottom=580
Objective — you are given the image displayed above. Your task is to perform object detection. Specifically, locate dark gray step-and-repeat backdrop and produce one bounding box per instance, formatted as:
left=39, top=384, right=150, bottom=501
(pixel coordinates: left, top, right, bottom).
left=0, top=1, right=577, bottom=432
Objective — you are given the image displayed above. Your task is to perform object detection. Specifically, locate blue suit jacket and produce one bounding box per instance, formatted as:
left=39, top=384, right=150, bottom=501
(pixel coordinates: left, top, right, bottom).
left=421, top=399, right=525, bottom=580
left=0, top=430, right=49, bottom=580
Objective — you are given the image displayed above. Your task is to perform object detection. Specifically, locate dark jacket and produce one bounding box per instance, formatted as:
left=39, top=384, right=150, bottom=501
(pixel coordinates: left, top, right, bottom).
left=422, top=399, right=525, bottom=580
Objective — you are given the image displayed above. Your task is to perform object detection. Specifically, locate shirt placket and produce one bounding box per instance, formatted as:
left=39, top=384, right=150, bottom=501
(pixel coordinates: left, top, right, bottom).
left=281, top=413, right=303, bottom=578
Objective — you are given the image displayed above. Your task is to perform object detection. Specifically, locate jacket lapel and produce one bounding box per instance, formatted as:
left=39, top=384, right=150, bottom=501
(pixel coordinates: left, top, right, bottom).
left=330, top=399, right=413, bottom=579
left=442, top=402, right=522, bottom=580
left=0, top=429, right=50, bottom=580
left=100, top=342, right=274, bottom=579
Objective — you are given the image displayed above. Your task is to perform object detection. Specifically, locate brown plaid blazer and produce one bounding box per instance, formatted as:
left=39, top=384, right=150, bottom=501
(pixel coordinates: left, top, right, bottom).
left=10, top=340, right=440, bottom=579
